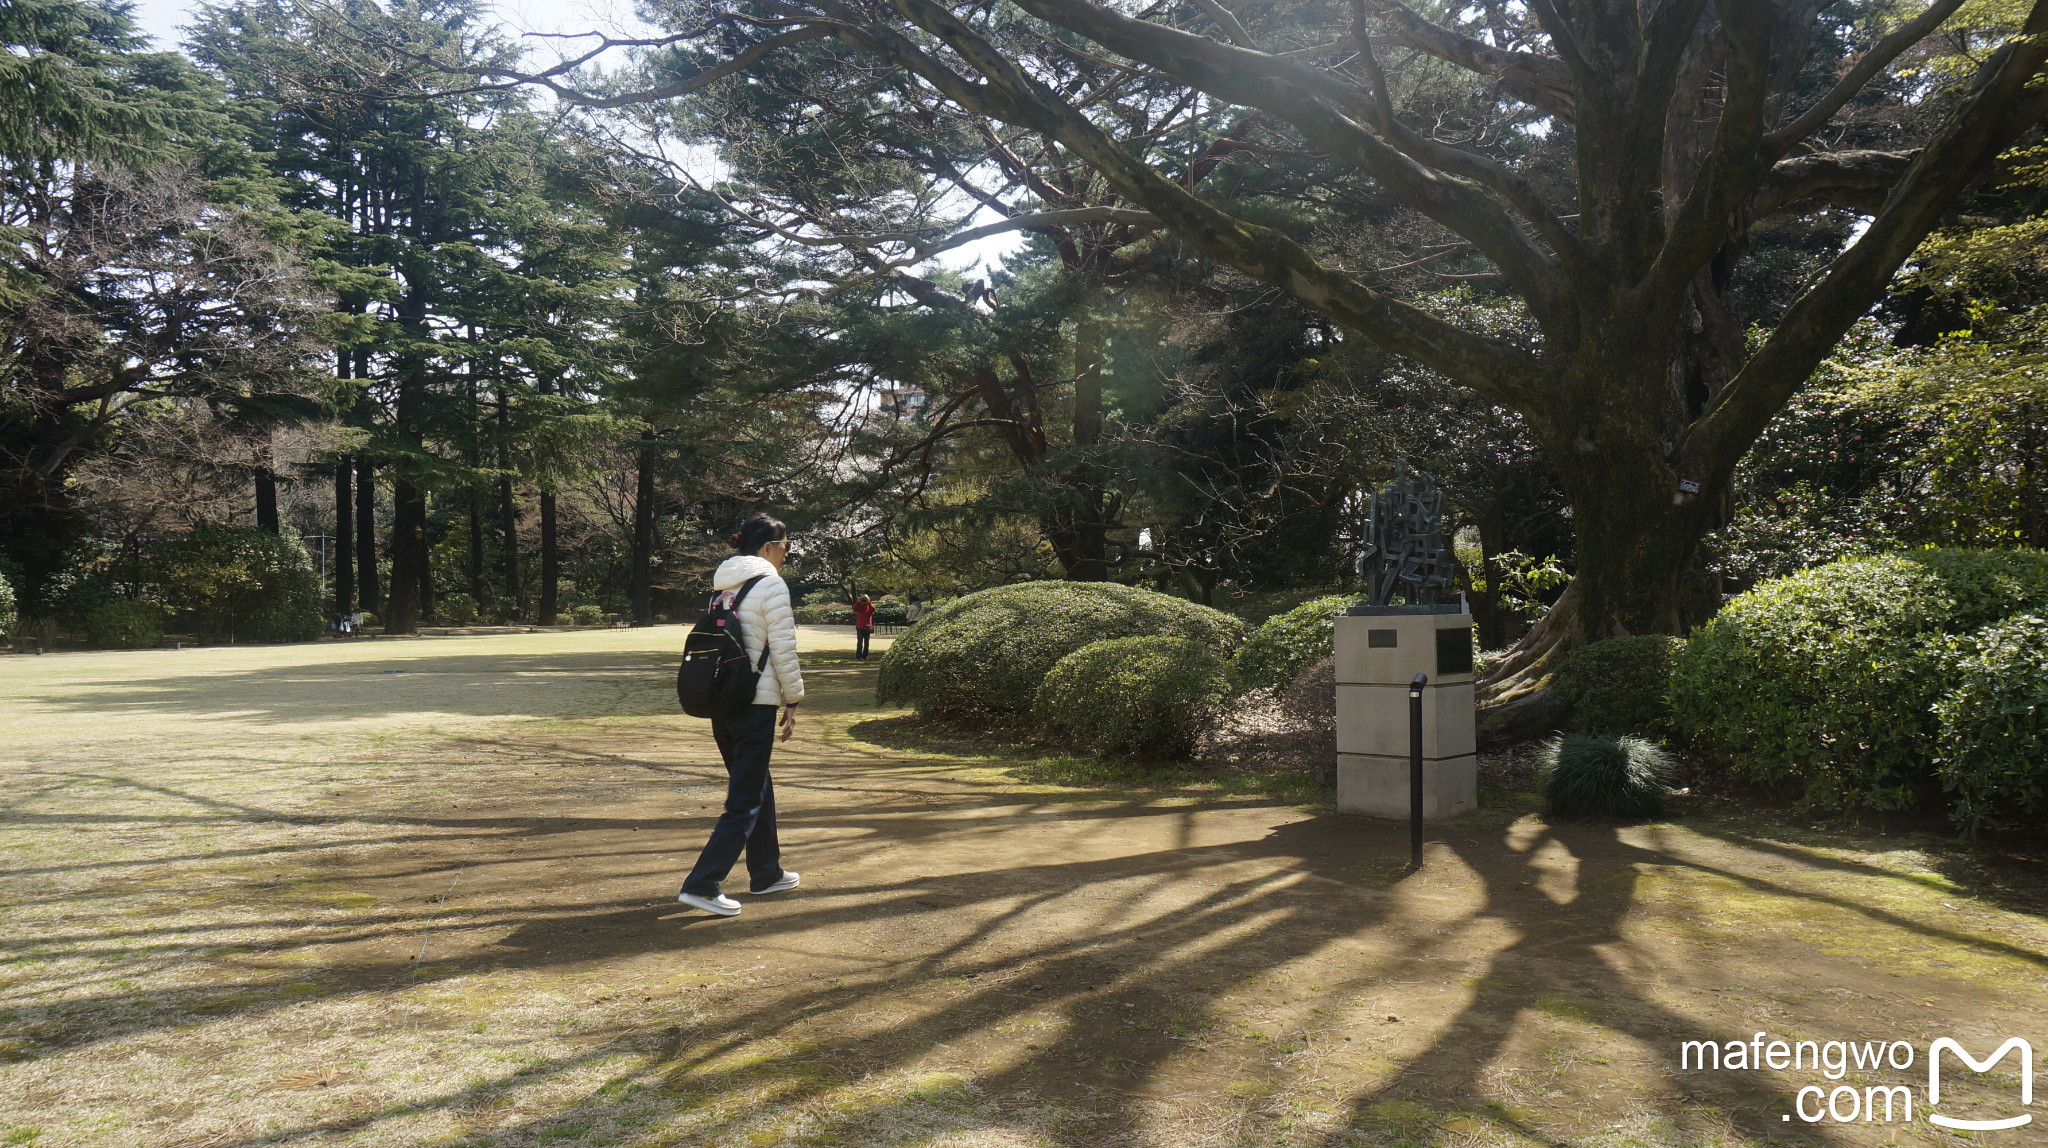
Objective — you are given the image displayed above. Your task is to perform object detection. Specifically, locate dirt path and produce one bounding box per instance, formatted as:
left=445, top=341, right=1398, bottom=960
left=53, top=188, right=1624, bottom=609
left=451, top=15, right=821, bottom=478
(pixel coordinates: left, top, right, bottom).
left=1, top=629, right=2043, bottom=1147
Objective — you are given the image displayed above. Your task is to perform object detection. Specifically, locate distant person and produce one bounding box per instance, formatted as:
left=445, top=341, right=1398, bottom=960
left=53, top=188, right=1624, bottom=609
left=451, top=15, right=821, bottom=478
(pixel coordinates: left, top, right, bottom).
left=904, top=596, right=923, bottom=625
left=677, top=513, right=805, bottom=918
left=852, top=594, right=876, bottom=661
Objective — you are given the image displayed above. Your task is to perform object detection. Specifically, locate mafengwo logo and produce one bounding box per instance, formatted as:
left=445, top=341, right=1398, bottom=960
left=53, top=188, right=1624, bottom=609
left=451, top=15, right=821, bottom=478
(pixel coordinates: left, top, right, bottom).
left=1679, top=1033, right=2032, bottom=1129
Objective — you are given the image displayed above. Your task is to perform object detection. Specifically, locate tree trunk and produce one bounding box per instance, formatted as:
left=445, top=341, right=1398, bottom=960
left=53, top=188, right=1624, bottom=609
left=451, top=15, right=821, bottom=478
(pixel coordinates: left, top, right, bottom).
left=497, top=387, right=521, bottom=621
left=417, top=494, right=436, bottom=623
left=468, top=487, right=487, bottom=606
left=384, top=480, right=426, bottom=634
left=334, top=459, right=355, bottom=617
left=1476, top=384, right=1724, bottom=742
left=254, top=468, right=279, bottom=534
left=1475, top=497, right=1506, bottom=651
left=539, top=490, right=559, bottom=624
left=355, top=455, right=381, bottom=614
left=630, top=431, right=656, bottom=627
left=499, top=476, right=521, bottom=622
left=1048, top=318, right=1111, bottom=580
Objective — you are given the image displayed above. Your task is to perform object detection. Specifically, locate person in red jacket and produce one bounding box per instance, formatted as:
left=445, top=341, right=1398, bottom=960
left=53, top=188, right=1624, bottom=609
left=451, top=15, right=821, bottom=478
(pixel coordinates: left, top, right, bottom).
left=852, top=595, right=876, bottom=660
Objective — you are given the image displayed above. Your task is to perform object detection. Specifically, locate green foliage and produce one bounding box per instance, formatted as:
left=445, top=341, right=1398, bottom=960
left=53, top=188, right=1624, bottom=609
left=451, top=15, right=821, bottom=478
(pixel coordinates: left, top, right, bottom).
left=0, top=568, right=13, bottom=638
left=0, top=0, right=218, bottom=167
left=877, top=581, right=1244, bottom=717
left=1934, top=613, right=2048, bottom=834
left=1671, top=549, right=2048, bottom=813
left=1228, top=595, right=1358, bottom=693
left=1536, top=734, right=1674, bottom=820
left=83, top=598, right=160, bottom=648
left=570, top=604, right=605, bottom=626
left=1710, top=312, right=2048, bottom=584
left=1033, top=637, right=1229, bottom=759
left=439, top=593, right=479, bottom=625
left=1554, top=636, right=1683, bottom=737
left=158, top=527, right=322, bottom=644
left=1455, top=549, right=1569, bottom=620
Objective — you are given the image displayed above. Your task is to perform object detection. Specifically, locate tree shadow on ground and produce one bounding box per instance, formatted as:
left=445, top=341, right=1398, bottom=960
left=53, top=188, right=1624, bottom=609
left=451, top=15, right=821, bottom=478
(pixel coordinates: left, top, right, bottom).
left=16, top=773, right=1974, bottom=1146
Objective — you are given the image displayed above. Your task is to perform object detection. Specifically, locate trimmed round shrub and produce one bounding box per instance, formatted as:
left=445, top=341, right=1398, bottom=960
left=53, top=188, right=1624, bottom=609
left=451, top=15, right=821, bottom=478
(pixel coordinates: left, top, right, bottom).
left=1537, top=733, right=1674, bottom=819
left=1671, top=548, right=2048, bottom=812
left=570, top=604, right=604, bottom=626
left=439, top=593, right=480, bottom=625
left=1554, top=635, right=1682, bottom=737
left=1228, top=594, right=1358, bottom=693
left=0, top=569, right=13, bottom=639
left=1033, top=636, right=1229, bottom=758
left=159, top=527, right=323, bottom=643
left=84, top=599, right=162, bottom=648
left=877, top=581, right=1243, bottom=717
left=1934, top=612, right=2048, bottom=834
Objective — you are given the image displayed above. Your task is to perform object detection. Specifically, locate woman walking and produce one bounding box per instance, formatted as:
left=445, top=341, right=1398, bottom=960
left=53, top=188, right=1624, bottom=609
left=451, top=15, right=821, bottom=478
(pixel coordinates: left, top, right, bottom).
left=677, top=514, right=804, bottom=917
left=852, top=594, right=876, bottom=661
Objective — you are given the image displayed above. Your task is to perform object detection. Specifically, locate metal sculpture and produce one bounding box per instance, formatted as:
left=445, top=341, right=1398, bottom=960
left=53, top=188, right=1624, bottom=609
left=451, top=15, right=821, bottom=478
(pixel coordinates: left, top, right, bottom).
left=1357, top=462, right=1453, bottom=607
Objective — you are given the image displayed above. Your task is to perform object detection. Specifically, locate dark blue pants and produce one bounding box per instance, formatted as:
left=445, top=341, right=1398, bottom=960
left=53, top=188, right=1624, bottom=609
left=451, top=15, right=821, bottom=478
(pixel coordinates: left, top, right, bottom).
left=855, top=627, right=872, bottom=659
left=682, top=704, right=784, bottom=897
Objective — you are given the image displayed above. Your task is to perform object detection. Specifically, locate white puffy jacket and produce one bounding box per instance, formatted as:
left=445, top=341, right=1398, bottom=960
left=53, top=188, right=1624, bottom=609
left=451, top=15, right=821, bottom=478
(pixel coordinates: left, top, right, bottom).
left=710, top=555, right=805, bottom=707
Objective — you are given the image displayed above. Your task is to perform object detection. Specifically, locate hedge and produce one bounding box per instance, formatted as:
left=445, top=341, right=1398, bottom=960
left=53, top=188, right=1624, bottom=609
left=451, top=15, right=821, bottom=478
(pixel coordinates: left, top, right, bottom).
left=159, top=527, right=324, bottom=643
left=1034, top=636, right=1230, bottom=758
left=1553, top=635, right=1683, bottom=738
left=1934, top=612, right=2048, bottom=834
left=1228, top=594, right=1359, bottom=693
left=1671, top=548, right=2048, bottom=813
left=0, top=569, right=13, bottom=639
left=876, top=581, right=1243, bottom=717
left=795, top=601, right=911, bottom=626
left=84, top=599, right=162, bottom=648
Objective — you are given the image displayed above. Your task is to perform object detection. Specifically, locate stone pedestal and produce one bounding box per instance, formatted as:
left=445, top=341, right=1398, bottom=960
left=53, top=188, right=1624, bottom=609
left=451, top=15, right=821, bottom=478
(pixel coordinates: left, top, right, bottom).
left=1333, top=606, right=1478, bottom=820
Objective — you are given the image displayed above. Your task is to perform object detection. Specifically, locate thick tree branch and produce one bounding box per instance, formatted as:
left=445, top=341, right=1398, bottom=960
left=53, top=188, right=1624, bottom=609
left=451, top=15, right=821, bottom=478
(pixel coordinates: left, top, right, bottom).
left=1639, top=0, right=1779, bottom=309
left=1766, top=0, right=1971, bottom=156
left=824, top=0, right=1551, bottom=404
left=1357, top=0, right=1575, bottom=118
left=1682, top=0, right=2048, bottom=475
left=1751, top=148, right=1918, bottom=216
left=995, top=0, right=1576, bottom=320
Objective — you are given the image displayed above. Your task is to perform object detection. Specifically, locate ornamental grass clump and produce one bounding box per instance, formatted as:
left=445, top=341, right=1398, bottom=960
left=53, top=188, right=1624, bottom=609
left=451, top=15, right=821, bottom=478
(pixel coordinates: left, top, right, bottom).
left=876, top=581, right=1242, bottom=717
left=1033, top=636, right=1229, bottom=759
left=1537, top=734, right=1675, bottom=820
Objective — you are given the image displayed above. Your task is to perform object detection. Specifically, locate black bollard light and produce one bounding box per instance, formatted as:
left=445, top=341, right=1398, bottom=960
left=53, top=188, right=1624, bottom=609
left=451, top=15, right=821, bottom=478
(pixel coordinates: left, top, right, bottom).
left=1409, top=672, right=1427, bottom=867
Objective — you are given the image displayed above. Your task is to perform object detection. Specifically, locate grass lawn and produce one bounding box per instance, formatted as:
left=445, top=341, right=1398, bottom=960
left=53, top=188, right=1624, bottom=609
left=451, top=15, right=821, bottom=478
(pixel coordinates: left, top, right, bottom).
left=0, top=627, right=2042, bottom=1147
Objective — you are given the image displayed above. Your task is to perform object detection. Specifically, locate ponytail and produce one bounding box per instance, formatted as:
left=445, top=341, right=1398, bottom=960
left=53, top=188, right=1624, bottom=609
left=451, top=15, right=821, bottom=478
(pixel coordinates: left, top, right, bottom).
left=728, top=512, right=788, bottom=556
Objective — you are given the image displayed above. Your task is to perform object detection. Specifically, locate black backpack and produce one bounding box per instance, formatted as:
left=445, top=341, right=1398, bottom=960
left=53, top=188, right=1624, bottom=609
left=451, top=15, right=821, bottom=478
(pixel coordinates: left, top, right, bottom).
left=676, top=575, right=771, bottom=718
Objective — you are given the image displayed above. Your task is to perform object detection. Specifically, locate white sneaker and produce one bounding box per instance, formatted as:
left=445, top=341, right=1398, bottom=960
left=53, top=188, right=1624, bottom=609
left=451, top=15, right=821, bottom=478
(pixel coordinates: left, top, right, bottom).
left=750, top=871, right=800, bottom=895
left=677, top=891, right=741, bottom=916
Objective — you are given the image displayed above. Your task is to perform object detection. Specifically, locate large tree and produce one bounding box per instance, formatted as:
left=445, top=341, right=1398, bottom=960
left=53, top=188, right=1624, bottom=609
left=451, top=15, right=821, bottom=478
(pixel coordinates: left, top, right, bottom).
left=193, top=0, right=625, bottom=632
left=459, top=0, right=2048, bottom=730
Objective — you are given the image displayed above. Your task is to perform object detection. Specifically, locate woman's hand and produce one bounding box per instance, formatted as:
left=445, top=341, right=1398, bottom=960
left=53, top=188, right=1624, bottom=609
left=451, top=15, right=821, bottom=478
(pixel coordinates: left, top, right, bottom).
left=779, top=705, right=798, bottom=742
